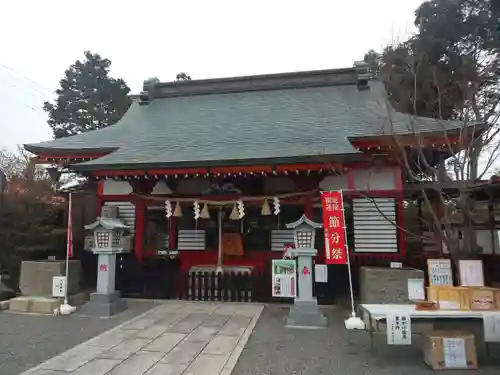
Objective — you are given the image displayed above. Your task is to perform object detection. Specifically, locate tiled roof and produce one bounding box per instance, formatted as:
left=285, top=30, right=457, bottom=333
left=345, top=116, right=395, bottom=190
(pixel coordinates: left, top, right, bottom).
left=25, top=67, right=463, bottom=171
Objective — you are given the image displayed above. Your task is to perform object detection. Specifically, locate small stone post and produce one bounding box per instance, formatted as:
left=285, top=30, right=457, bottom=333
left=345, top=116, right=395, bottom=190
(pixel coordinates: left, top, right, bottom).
left=285, top=214, right=327, bottom=328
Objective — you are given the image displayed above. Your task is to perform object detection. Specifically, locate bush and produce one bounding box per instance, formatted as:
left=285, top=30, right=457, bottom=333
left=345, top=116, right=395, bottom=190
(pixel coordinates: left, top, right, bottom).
left=0, top=185, right=66, bottom=289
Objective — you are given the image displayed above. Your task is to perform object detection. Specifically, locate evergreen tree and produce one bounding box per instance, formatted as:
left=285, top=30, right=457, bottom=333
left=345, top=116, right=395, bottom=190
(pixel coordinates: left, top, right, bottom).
left=43, top=51, right=132, bottom=139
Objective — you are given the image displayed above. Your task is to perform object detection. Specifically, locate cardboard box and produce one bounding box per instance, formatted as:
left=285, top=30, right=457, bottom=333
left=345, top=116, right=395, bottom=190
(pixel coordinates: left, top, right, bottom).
left=423, top=331, right=478, bottom=370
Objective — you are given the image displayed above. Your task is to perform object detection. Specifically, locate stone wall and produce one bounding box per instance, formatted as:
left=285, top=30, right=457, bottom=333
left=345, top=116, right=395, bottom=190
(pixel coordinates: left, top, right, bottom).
left=359, top=266, right=425, bottom=304
left=19, top=260, right=81, bottom=297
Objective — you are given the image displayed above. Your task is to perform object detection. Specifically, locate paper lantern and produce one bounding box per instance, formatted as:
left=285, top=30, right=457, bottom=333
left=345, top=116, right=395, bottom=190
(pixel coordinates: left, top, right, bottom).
left=200, top=203, right=210, bottom=219
left=261, top=199, right=271, bottom=215
left=173, top=202, right=183, bottom=217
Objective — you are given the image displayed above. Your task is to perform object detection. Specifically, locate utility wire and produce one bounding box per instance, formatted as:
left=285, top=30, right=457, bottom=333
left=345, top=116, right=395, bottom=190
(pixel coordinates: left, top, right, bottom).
left=0, top=79, right=47, bottom=114
left=0, top=63, right=53, bottom=96
left=0, top=63, right=54, bottom=114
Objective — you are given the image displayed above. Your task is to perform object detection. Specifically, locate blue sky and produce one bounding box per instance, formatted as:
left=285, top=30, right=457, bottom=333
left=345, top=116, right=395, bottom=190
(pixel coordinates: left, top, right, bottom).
left=0, top=0, right=424, bottom=151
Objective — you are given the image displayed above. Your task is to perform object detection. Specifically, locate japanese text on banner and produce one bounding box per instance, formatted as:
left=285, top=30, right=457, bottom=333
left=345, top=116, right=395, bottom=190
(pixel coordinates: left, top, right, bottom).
left=321, top=191, right=347, bottom=265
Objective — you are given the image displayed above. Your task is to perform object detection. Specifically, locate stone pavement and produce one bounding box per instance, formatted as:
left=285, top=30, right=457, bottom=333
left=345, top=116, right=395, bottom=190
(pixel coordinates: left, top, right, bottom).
left=1, top=300, right=157, bottom=375
left=232, top=304, right=500, bottom=375
left=19, top=301, right=264, bottom=375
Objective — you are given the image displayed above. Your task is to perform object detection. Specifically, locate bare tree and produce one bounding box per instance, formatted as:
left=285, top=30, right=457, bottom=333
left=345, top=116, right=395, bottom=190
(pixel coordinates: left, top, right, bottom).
left=352, top=0, right=500, bottom=260
left=372, top=62, right=500, bottom=259
left=0, top=146, right=47, bottom=182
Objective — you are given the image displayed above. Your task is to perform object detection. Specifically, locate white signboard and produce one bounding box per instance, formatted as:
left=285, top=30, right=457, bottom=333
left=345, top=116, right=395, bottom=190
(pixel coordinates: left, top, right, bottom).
left=443, top=338, right=467, bottom=369
left=272, top=259, right=297, bottom=298
left=52, top=276, right=66, bottom=298
left=407, top=278, right=425, bottom=300
left=483, top=313, right=500, bottom=342
left=427, top=259, right=453, bottom=286
left=314, top=264, right=328, bottom=283
left=386, top=314, right=412, bottom=345
left=390, top=262, right=403, bottom=269
left=458, top=260, right=484, bottom=287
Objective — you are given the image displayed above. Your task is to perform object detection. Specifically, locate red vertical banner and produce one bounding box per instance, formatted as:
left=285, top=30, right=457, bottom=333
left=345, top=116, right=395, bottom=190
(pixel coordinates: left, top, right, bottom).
left=67, top=194, right=73, bottom=258
left=321, top=191, right=347, bottom=264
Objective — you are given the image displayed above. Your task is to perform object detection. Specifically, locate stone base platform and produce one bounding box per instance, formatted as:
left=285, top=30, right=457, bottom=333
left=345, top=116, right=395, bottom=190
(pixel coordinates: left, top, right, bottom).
left=359, top=266, right=425, bottom=304
left=78, top=290, right=127, bottom=317
left=286, top=301, right=327, bottom=329
left=0, top=299, right=10, bottom=311
left=8, top=291, right=90, bottom=314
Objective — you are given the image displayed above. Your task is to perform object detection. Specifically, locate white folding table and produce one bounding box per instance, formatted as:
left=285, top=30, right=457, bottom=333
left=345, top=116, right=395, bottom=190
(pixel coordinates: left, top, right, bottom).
left=359, top=304, right=487, bottom=353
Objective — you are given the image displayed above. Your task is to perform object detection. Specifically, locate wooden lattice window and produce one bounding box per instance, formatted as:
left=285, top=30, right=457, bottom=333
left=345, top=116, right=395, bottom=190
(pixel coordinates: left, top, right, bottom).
left=112, top=231, right=121, bottom=245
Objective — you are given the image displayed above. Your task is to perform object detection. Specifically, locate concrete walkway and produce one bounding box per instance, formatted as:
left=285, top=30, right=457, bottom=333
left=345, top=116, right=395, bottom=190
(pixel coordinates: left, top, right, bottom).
left=19, top=301, right=264, bottom=375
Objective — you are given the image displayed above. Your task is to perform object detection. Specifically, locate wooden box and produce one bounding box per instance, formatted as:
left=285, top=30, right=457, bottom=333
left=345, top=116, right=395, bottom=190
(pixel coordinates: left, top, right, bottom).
left=423, top=331, right=478, bottom=370
left=427, top=286, right=470, bottom=310
left=427, top=286, right=500, bottom=311
left=468, top=287, right=499, bottom=311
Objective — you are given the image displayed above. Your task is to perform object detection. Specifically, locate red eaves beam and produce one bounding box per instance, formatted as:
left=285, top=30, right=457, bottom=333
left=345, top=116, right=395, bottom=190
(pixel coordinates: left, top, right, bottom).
left=34, top=153, right=108, bottom=163
left=91, top=163, right=342, bottom=177
left=350, top=135, right=462, bottom=150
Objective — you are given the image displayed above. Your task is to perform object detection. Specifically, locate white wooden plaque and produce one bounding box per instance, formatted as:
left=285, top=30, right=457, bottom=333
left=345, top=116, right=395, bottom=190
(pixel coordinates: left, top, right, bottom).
left=52, top=276, right=66, bottom=298
left=458, top=260, right=484, bottom=287
left=314, top=264, right=328, bottom=283
left=483, top=312, right=500, bottom=342
left=427, top=259, right=453, bottom=286
left=386, top=314, right=412, bottom=345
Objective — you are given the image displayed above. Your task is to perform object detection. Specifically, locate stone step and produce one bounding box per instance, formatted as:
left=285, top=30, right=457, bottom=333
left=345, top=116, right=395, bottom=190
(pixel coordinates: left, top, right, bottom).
left=8, top=291, right=90, bottom=314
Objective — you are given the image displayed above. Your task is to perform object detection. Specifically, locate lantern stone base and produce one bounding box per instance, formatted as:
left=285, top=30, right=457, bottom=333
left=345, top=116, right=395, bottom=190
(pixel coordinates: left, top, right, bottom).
left=285, top=247, right=326, bottom=329
left=78, top=291, right=126, bottom=317
left=286, top=300, right=327, bottom=329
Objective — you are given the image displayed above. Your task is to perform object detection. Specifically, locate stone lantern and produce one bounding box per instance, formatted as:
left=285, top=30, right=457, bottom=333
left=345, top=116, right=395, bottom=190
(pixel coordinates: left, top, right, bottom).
left=87, top=220, right=130, bottom=253
left=285, top=214, right=327, bottom=328
left=289, top=215, right=321, bottom=249
left=79, top=206, right=131, bottom=317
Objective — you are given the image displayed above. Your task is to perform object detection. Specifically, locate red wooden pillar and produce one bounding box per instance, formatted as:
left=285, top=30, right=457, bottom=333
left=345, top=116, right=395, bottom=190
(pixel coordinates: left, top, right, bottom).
left=169, top=218, right=177, bottom=250
left=134, top=199, right=145, bottom=262
left=95, top=181, right=104, bottom=216
left=304, top=196, right=313, bottom=219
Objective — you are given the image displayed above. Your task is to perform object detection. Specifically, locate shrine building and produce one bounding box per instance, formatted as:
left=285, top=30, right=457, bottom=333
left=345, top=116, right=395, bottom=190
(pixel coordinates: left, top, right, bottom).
left=24, top=63, right=482, bottom=293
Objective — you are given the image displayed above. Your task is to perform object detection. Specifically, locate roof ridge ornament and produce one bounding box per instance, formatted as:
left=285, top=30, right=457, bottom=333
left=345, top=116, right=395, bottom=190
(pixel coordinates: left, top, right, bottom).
left=139, top=77, right=160, bottom=105
left=354, top=61, right=370, bottom=91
